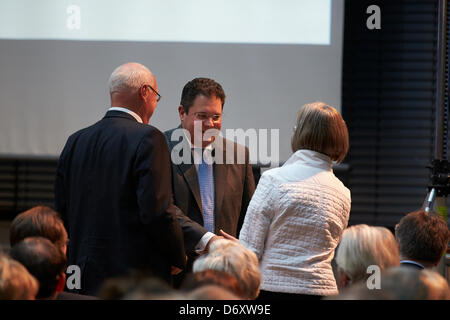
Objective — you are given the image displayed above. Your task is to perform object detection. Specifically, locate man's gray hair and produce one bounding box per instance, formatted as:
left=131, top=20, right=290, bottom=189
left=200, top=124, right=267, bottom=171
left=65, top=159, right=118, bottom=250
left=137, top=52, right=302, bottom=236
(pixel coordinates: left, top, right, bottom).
left=108, top=62, right=154, bottom=94
left=193, top=239, right=261, bottom=299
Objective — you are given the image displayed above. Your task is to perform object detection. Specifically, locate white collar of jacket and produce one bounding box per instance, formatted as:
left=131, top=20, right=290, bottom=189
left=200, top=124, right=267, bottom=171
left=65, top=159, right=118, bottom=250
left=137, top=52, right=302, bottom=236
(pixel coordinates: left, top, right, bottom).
left=108, top=107, right=143, bottom=123
left=283, top=149, right=333, bottom=171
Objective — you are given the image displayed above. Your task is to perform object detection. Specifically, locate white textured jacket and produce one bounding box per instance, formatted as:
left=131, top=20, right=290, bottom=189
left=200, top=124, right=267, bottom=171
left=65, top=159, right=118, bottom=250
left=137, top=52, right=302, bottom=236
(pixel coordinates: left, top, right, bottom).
left=239, top=149, right=351, bottom=296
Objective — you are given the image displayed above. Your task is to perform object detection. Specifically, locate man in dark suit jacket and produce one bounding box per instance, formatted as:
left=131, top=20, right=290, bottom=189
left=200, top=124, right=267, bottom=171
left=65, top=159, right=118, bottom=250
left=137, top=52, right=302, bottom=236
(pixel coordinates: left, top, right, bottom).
left=54, top=62, right=185, bottom=295
left=164, top=78, right=255, bottom=263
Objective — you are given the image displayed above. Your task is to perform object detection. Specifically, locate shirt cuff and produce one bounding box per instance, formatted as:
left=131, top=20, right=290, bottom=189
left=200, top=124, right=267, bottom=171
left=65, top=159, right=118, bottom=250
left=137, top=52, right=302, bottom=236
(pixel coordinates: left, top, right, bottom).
left=195, top=232, right=215, bottom=253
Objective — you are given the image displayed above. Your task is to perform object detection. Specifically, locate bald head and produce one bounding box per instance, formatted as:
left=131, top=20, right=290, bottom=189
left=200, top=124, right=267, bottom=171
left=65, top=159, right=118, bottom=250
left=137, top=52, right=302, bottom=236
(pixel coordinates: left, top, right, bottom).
left=108, top=62, right=159, bottom=123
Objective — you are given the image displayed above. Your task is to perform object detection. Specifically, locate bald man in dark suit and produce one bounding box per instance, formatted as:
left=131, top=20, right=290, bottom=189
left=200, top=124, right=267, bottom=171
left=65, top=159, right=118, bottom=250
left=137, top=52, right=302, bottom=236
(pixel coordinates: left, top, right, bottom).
left=55, top=63, right=185, bottom=295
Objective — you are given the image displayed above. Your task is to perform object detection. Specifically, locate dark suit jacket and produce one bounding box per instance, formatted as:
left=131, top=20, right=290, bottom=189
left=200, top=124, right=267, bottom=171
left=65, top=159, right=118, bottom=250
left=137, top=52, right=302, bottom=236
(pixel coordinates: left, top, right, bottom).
left=54, top=111, right=185, bottom=295
left=164, top=126, right=256, bottom=253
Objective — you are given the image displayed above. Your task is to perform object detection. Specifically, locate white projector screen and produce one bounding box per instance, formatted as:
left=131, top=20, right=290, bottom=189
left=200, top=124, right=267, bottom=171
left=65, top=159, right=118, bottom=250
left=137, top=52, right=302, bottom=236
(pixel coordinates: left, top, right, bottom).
left=0, top=0, right=344, bottom=164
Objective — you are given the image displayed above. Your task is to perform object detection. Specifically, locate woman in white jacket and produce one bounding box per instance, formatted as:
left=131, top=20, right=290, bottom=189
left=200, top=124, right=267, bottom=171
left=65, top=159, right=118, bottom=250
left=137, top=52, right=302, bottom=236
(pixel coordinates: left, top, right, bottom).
left=223, top=102, right=351, bottom=300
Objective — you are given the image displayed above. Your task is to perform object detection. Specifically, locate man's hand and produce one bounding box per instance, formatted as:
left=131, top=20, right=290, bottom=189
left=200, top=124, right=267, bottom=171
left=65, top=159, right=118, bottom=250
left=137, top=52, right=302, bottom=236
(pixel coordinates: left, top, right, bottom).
left=219, top=229, right=238, bottom=242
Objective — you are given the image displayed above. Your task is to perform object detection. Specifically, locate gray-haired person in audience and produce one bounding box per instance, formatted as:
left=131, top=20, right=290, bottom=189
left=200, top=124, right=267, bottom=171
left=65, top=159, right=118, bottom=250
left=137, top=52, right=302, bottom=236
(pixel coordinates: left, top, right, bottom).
left=395, top=209, right=449, bottom=270
left=335, top=224, right=400, bottom=290
left=192, top=238, right=260, bottom=299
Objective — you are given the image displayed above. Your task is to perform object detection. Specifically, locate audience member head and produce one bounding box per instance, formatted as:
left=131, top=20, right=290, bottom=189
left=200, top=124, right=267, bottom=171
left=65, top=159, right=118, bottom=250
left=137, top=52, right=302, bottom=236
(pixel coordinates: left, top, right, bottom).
left=108, top=62, right=159, bottom=124
left=98, top=271, right=184, bottom=300
left=331, top=267, right=450, bottom=300
left=181, top=269, right=244, bottom=298
left=395, top=209, right=449, bottom=268
left=0, top=252, right=39, bottom=300
left=291, top=101, right=349, bottom=163
left=193, top=239, right=261, bottom=299
left=10, top=205, right=68, bottom=255
left=187, top=284, right=241, bottom=300
left=178, top=78, right=226, bottom=148
left=10, top=237, right=67, bottom=299
left=335, top=224, right=399, bottom=289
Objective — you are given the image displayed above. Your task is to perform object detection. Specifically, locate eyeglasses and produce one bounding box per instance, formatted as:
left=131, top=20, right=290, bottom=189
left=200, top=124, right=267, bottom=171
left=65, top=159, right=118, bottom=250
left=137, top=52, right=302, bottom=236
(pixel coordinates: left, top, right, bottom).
left=193, top=112, right=222, bottom=122
left=145, top=84, right=161, bottom=102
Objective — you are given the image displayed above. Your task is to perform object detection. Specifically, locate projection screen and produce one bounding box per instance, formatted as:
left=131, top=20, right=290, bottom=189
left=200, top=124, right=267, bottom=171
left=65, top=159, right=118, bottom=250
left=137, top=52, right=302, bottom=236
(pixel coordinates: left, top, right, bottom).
left=0, top=0, right=344, bottom=164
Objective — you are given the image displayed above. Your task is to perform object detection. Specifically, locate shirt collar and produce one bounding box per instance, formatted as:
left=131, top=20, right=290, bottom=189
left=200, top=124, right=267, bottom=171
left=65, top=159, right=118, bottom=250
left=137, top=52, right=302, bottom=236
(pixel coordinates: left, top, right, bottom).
left=400, top=260, right=425, bottom=269
left=108, top=107, right=143, bottom=123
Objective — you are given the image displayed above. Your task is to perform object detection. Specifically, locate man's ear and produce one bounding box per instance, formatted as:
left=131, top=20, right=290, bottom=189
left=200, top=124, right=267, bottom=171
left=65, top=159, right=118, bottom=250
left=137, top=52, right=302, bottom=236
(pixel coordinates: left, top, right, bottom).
left=139, top=85, right=149, bottom=101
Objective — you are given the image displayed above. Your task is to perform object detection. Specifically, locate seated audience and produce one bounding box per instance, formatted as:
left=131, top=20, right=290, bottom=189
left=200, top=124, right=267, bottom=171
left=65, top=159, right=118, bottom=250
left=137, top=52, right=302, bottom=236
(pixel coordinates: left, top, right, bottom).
left=331, top=266, right=450, bottom=300
left=335, top=224, right=399, bottom=290
left=10, top=205, right=68, bottom=255
left=225, top=102, right=350, bottom=300
left=192, top=239, right=261, bottom=299
left=10, top=237, right=67, bottom=300
left=0, top=252, right=39, bottom=300
left=180, top=269, right=244, bottom=298
left=9, top=206, right=96, bottom=299
left=395, top=209, right=449, bottom=269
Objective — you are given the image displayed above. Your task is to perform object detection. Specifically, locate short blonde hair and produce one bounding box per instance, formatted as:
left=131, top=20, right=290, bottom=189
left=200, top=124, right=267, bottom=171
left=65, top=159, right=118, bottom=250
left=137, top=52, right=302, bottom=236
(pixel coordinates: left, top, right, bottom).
left=193, top=239, right=261, bottom=299
left=291, top=102, right=349, bottom=162
left=0, top=253, right=39, bottom=300
left=335, top=224, right=400, bottom=283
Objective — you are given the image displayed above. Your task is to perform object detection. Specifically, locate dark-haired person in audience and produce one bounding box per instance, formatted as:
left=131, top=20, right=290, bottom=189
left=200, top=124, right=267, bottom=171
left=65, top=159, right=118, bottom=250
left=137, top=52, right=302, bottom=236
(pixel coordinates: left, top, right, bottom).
left=395, top=209, right=449, bottom=269
left=10, top=237, right=66, bottom=300
left=0, top=252, right=39, bottom=300
left=224, top=102, right=351, bottom=300
left=9, top=205, right=97, bottom=299
left=10, top=205, right=68, bottom=256
left=54, top=62, right=186, bottom=295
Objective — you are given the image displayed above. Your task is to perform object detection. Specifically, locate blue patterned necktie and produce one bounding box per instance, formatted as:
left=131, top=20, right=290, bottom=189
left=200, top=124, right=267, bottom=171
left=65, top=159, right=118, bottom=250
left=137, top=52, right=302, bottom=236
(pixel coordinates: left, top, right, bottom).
left=198, top=155, right=215, bottom=233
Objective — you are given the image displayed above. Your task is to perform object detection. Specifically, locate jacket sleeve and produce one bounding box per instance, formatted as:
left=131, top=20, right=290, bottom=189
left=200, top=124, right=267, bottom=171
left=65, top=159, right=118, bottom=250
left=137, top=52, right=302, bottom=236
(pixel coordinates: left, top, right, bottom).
left=134, top=128, right=186, bottom=269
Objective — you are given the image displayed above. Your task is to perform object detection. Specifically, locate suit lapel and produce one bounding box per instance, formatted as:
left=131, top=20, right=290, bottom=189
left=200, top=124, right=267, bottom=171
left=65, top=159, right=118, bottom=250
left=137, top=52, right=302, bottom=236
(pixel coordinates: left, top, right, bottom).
left=179, top=159, right=203, bottom=215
